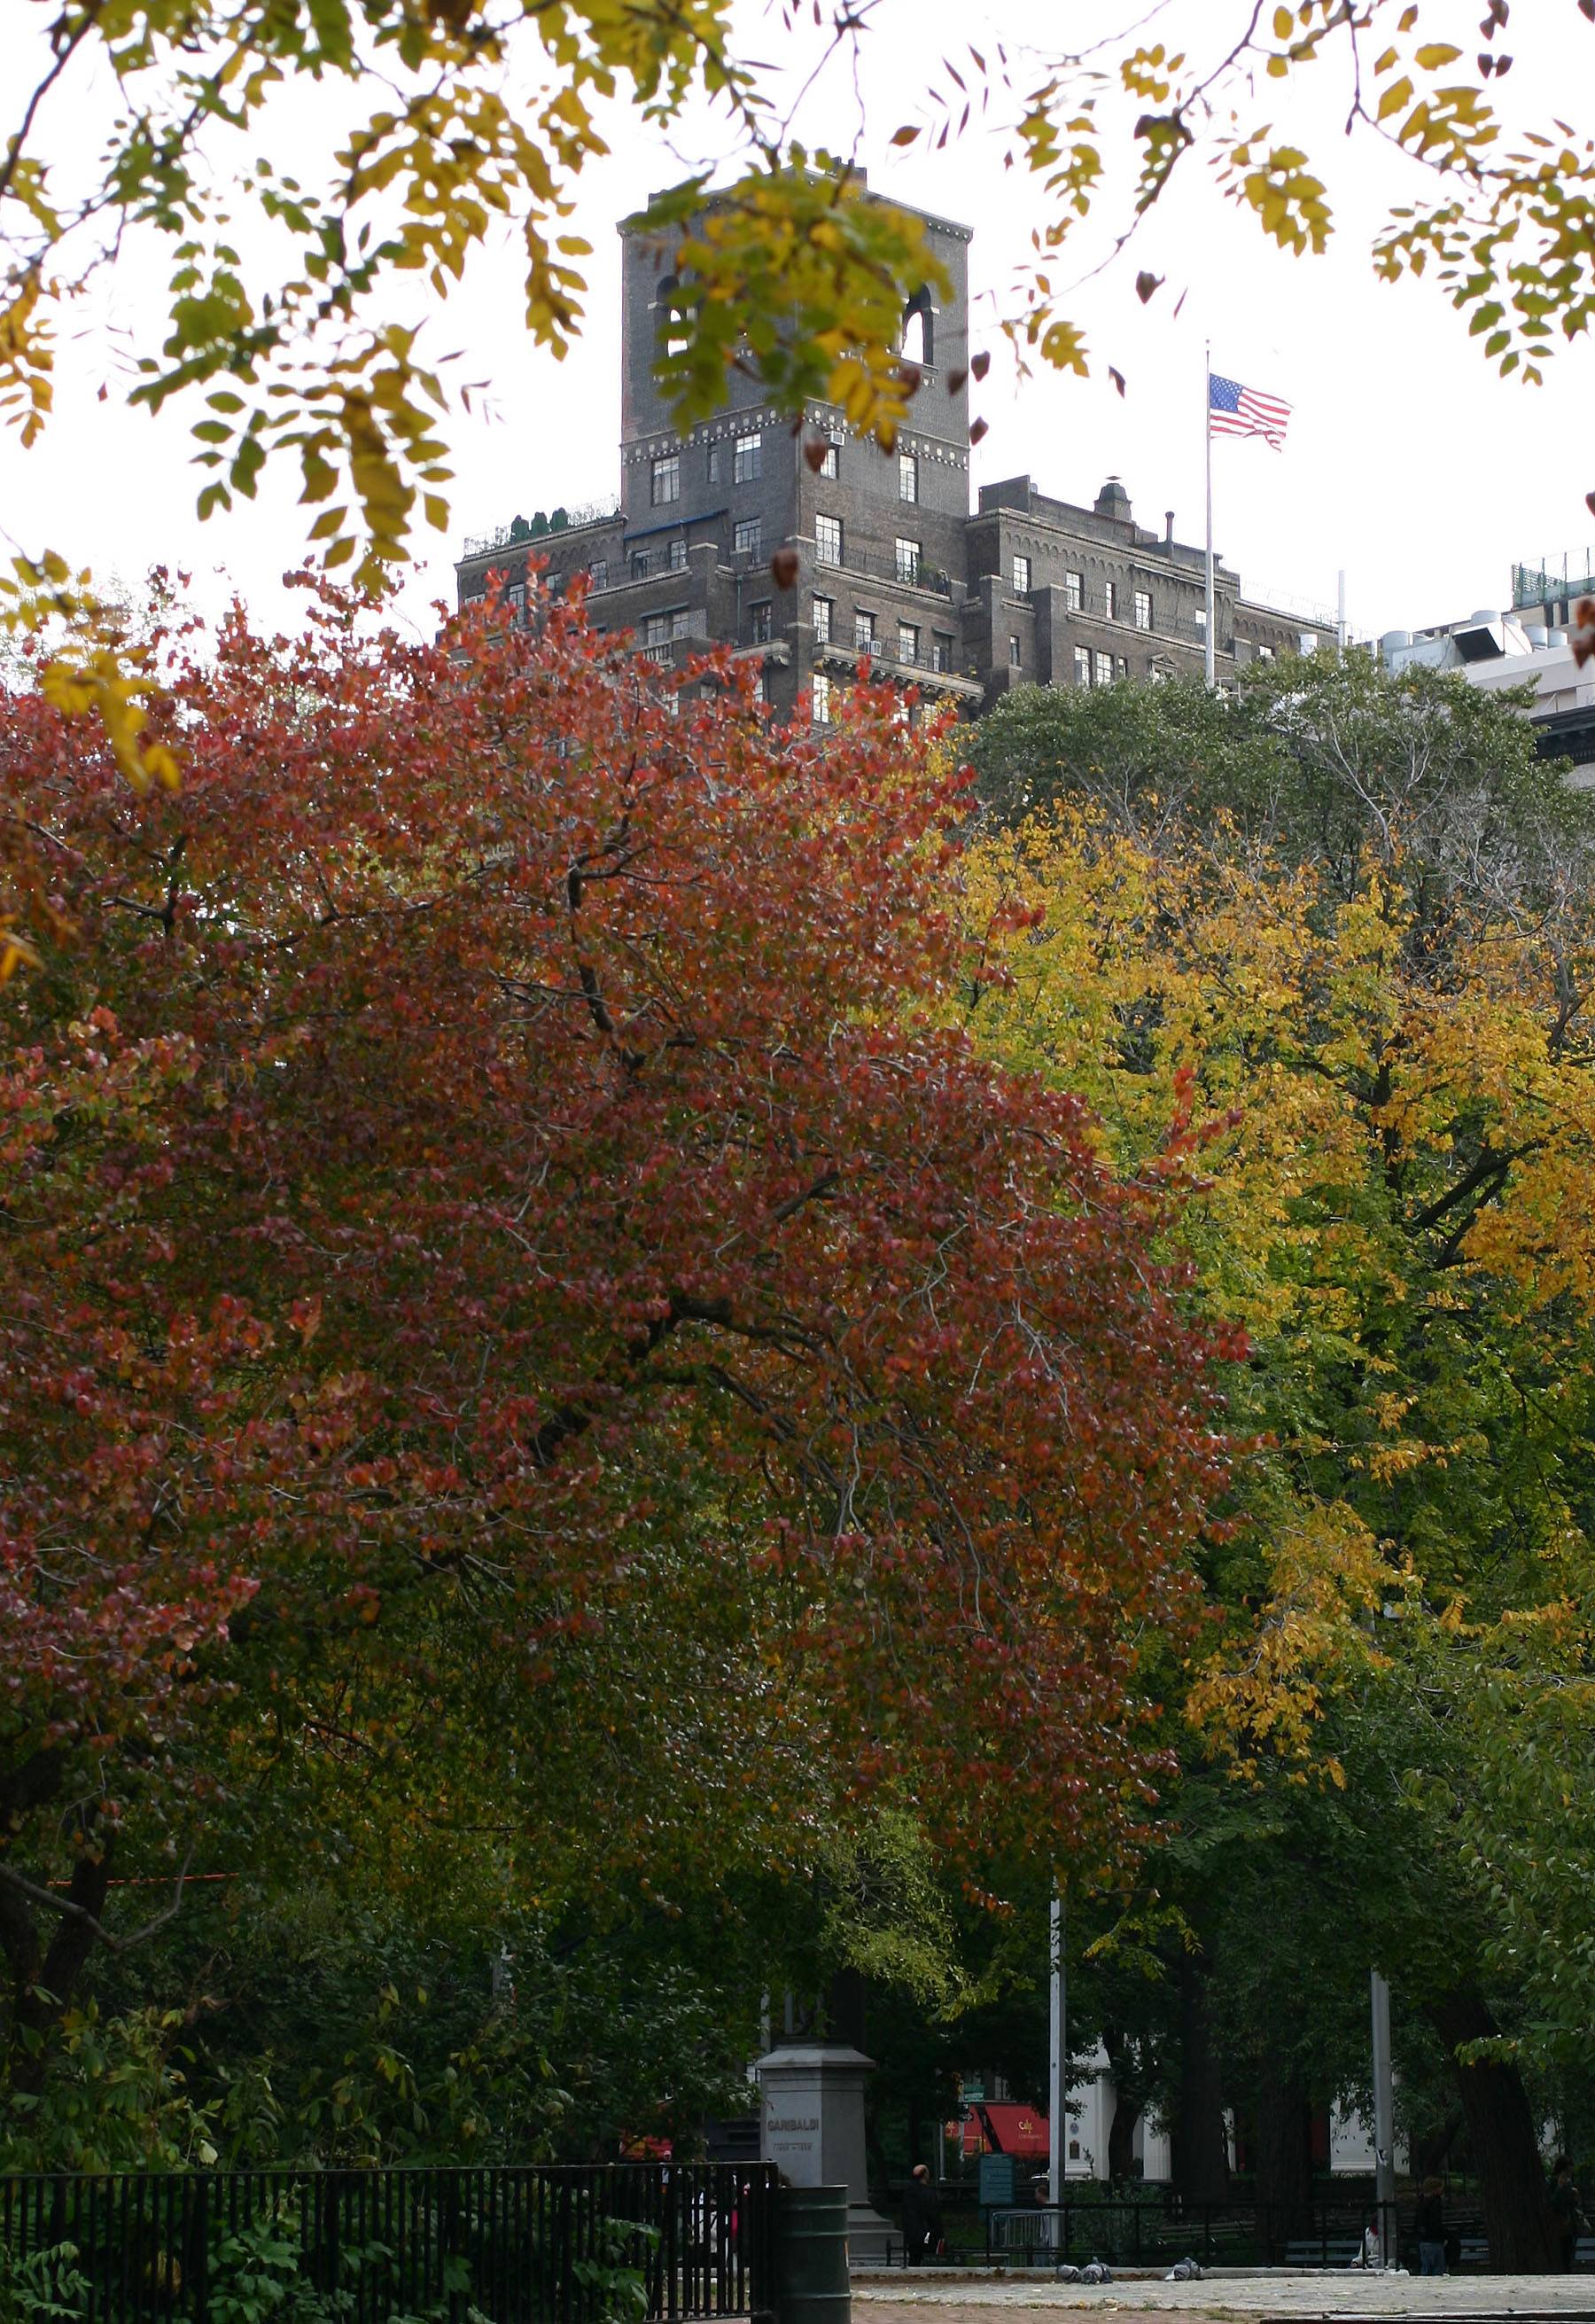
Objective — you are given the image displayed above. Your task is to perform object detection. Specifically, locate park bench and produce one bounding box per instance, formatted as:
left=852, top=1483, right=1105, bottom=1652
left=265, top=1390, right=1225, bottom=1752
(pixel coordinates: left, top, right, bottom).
left=1283, top=2239, right=1363, bottom=2267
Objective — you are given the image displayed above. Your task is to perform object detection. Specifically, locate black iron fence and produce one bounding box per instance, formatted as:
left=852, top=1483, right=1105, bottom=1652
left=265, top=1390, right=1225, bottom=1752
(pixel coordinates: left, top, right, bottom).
left=0, top=2164, right=777, bottom=2324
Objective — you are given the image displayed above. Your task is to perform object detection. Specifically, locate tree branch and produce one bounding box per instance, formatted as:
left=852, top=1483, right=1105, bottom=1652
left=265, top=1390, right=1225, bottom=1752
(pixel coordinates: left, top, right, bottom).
left=1407, top=1140, right=1536, bottom=1243
left=0, top=1845, right=195, bottom=1956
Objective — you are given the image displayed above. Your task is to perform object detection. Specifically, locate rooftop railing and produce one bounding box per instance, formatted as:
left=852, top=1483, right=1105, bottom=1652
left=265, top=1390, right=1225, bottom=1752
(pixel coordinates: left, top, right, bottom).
left=1513, top=558, right=1595, bottom=609
left=461, top=503, right=620, bottom=558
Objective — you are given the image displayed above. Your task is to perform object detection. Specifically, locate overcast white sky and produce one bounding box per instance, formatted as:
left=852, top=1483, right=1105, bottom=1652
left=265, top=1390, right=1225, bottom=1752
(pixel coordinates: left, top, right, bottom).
left=4, top=0, right=1594, bottom=645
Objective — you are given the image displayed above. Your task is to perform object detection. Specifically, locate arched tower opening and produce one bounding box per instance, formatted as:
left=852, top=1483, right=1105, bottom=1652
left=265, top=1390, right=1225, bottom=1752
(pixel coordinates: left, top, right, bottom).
left=900, top=285, right=935, bottom=369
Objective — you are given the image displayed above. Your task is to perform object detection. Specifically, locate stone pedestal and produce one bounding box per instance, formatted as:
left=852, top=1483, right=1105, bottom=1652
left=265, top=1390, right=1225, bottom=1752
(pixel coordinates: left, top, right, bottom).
left=757, top=2044, right=897, bottom=2264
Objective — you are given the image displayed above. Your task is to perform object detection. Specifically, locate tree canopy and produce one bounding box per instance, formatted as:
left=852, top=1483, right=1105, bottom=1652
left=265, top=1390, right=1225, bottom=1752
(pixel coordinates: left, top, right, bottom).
left=0, top=578, right=1232, bottom=2125
left=962, top=657, right=1595, bottom=2262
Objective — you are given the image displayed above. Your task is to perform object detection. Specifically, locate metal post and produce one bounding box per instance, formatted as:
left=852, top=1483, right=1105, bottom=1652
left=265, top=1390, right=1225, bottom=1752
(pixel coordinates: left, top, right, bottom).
left=1371, top=1970, right=1397, bottom=2269
left=1203, top=347, right=1216, bottom=688
left=1049, top=1888, right=1066, bottom=2242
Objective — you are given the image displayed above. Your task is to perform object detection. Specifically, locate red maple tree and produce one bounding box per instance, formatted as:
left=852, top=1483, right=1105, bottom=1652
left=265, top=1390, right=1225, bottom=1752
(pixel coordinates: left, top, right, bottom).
left=0, top=581, right=1237, bottom=2068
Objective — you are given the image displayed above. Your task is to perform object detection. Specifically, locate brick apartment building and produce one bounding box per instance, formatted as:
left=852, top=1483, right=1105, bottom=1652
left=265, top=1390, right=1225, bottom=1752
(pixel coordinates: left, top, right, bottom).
left=455, top=191, right=1314, bottom=716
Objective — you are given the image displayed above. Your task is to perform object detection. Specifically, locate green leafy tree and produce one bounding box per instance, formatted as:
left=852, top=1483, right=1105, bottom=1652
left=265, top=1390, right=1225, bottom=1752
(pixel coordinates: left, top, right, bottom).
left=961, top=657, right=1595, bottom=2263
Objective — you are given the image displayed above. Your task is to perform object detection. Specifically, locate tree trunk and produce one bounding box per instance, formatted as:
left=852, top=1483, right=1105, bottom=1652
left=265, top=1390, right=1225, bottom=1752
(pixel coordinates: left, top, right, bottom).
left=1430, top=1991, right=1560, bottom=2272
left=6, top=1844, right=113, bottom=2094
left=1101, top=2026, right=1143, bottom=2185
left=1108, top=2090, right=1143, bottom=2184
left=826, top=1967, right=867, bottom=2051
left=1171, top=1953, right=1229, bottom=2205
left=1251, top=2055, right=1313, bottom=2239
left=1411, top=2109, right=1466, bottom=2182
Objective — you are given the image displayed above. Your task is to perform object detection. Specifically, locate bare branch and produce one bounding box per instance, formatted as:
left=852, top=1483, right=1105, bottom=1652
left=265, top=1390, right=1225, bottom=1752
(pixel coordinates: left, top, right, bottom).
left=0, top=1844, right=195, bottom=1954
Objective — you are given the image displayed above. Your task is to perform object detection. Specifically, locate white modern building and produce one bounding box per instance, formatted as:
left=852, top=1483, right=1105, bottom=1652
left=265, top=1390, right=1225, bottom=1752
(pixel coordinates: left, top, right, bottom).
left=1380, top=575, right=1595, bottom=784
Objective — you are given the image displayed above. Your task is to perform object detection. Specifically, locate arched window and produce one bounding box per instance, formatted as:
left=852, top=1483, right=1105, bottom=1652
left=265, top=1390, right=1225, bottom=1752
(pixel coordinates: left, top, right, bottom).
left=655, top=273, right=691, bottom=360
left=900, top=285, right=934, bottom=369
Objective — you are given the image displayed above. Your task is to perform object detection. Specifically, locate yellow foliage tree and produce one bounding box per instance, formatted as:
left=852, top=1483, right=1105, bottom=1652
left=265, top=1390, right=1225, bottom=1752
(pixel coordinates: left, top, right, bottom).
left=960, top=659, right=1595, bottom=1778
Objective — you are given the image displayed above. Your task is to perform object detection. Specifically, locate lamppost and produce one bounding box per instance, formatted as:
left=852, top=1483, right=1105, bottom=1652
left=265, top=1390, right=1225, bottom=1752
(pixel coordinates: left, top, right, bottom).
left=1371, top=1971, right=1397, bottom=2267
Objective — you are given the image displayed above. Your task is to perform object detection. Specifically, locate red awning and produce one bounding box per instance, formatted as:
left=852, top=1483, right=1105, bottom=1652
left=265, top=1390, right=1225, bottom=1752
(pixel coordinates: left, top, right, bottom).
left=958, top=2102, right=1049, bottom=2159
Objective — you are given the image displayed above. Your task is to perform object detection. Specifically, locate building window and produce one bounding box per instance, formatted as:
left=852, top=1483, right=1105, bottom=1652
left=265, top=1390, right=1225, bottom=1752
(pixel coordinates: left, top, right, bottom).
left=589, top=558, right=608, bottom=591
left=898, top=620, right=919, bottom=664
left=1300, top=630, right=1319, bottom=654
left=1134, top=589, right=1152, bottom=631
left=1105, top=581, right=1118, bottom=621
left=650, top=453, right=681, bottom=506
left=1065, top=570, right=1084, bottom=612
left=1009, top=635, right=1022, bottom=667
left=643, top=608, right=689, bottom=663
left=816, top=513, right=843, bottom=567
left=667, top=537, right=688, bottom=573
left=734, top=517, right=762, bottom=557
left=759, top=667, right=772, bottom=706
left=1094, top=649, right=1113, bottom=686
left=931, top=631, right=953, bottom=673
left=811, top=671, right=832, bottom=724
left=899, top=452, right=918, bottom=503
left=708, top=442, right=721, bottom=485
left=751, top=600, right=773, bottom=643
left=1116, top=655, right=1128, bottom=679
left=812, top=594, right=833, bottom=643
left=1194, top=605, right=1208, bottom=636
left=506, top=581, right=526, bottom=624
left=1013, top=554, right=1031, bottom=596
left=894, top=536, right=921, bottom=585
left=820, top=439, right=839, bottom=480
left=1074, top=645, right=1091, bottom=687
left=854, top=610, right=876, bottom=654
left=734, top=431, right=762, bottom=484
left=1258, top=643, right=1274, bottom=661
left=631, top=550, right=650, bottom=581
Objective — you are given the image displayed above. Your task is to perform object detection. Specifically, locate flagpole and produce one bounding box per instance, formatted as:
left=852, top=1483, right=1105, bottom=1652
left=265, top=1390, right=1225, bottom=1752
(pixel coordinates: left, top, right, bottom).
left=1203, top=341, right=1216, bottom=688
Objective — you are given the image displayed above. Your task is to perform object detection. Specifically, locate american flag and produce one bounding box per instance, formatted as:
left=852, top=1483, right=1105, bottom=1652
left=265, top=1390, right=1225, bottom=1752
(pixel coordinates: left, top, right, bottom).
left=1209, top=372, right=1291, bottom=450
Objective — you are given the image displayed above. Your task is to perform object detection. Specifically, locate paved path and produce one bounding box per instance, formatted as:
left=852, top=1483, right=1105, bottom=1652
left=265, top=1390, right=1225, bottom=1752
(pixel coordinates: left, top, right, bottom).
left=852, top=2273, right=1595, bottom=2320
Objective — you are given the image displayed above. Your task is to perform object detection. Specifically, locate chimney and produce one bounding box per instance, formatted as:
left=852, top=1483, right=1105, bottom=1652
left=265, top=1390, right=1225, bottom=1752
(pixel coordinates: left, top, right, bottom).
left=1165, top=511, right=1175, bottom=545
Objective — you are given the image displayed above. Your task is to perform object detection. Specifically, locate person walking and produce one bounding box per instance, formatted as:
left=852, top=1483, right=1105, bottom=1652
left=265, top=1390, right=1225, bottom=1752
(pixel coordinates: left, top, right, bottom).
left=1551, top=2157, right=1585, bottom=2272
left=1415, top=2177, right=1447, bottom=2276
left=902, top=2164, right=943, bottom=2266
